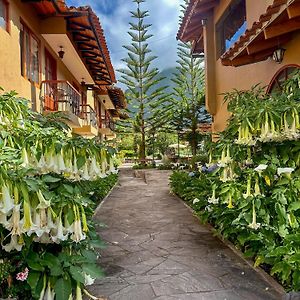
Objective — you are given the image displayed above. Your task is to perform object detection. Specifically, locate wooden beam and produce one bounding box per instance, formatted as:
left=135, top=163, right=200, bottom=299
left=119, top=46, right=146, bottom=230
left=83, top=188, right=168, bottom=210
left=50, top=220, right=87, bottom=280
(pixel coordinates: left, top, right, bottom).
left=182, top=23, right=202, bottom=41
left=231, top=48, right=274, bottom=67
left=73, top=32, right=96, bottom=41
left=194, top=0, right=218, bottom=14
left=287, top=2, right=300, bottom=19
left=264, top=17, right=300, bottom=39
left=246, top=34, right=291, bottom=55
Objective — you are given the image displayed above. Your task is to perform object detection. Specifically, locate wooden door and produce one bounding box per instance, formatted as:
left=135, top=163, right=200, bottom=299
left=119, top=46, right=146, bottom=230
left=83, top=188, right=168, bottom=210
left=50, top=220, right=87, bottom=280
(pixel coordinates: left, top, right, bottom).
left=44, top=50, right=57, bottom=110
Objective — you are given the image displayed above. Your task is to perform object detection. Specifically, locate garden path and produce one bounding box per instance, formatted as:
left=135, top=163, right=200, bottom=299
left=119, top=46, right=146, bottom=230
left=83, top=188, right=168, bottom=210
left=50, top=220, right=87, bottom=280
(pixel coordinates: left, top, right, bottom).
left=90, top=168, right=283, bottom=300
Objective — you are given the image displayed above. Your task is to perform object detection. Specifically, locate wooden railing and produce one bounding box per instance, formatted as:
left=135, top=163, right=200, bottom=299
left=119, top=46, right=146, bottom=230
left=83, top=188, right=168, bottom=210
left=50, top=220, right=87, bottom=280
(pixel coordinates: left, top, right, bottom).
left=40, top=80, right=81, bottom=117
left=80, top=104, right=98, bottom=129
left=101, top=118, right=115, bottom=131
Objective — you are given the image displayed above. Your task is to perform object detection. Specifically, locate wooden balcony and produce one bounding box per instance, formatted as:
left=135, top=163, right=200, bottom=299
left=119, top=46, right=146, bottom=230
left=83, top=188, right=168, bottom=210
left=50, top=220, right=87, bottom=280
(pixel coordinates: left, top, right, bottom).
left=73, top=104, right=98, bottom=136
left=99, top=118, right=115, bottom=136
left=40, top=80, right=81, bottom=127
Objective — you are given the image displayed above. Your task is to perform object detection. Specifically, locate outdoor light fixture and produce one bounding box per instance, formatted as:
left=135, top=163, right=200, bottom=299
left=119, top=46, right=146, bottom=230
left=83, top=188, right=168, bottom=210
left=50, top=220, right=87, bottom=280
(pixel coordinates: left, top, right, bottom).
left=58, top=46, right=65, bottom=59
left=272, top=47, right=286, bottom=64
left=192, top=52, right=205, bottom=59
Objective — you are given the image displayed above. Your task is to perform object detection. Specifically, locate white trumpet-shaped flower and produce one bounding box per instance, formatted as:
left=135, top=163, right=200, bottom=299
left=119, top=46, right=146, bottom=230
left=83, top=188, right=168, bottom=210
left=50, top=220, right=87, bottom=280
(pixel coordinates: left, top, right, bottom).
left=21, top=148, right=30, bottom=168
left=36, top=190, right=51, bottom=209
left=82, top=163, right=91, bottom=181
left=109, top=159, right=118, bottom=174
left=277, top=167, right=295, bottom=176
left=0, top=184, right=14, bottom=214
left=193, top=198, right=200, bottom=204
left=71, top=205, right=86, bottom=243
left=243, top=176, right=253, bottom=199
left=254, top=177, right=261, bottom=196
left=57, top=151, right=66, bottom=173
left=208, top=188, right=219, bottom=204
left=254, top=164, right=268, bottom=173
left=2, top=234, right=24, bottom=252
left=51, top=213, right=68, bottom=243
left=248, top=200, right=261, bottom=230
left=37, top=154, right=47, bottom=173
left=84, top=274, right=95, bottom=286
left=6, top=204, right=22, bottom=235
left=44, top=281, right=55, bottom=300
left=76, top=283, right=83, bottom=300
left=0, top=212, right=8, bottom=227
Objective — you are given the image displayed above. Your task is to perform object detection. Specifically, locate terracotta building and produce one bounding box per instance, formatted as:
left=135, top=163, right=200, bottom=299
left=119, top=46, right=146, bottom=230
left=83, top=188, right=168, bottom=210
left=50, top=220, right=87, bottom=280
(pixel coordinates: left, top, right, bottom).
left=178, top=0, right=300, bottom=133
left=0, top=0, right=126, bottom=139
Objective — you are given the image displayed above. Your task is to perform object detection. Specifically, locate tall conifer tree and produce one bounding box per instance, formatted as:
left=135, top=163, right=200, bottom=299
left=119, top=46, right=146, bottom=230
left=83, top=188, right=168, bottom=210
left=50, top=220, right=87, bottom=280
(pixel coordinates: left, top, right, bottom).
left=170, top=0, right=209, bottom=157
left=118, top=0, right=168, bottom=161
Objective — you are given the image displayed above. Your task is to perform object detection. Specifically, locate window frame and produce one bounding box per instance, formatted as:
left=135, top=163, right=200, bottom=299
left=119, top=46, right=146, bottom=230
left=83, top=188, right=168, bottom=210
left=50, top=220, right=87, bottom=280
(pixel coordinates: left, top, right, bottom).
left=20, top=20, right=41, bottom=86
left=216, top=0, right=246, bottom=59
left=267, top=64, right=300, bottom=94
left=0, top=0, right=10, bottom=33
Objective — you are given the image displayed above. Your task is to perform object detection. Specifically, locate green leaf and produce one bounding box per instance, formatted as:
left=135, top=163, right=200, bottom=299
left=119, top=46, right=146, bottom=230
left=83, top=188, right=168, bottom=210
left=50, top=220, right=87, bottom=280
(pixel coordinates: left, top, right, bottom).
left=69, top=266, right=85, bottom=284
left=288, top=202, right=300, bottom=211
left=82, top=264, right=104, bottom=279
left=81, top=249, right=98, bottom=262
left=27, top=271, right=41, bottom=291
left=54, top=277, right=72, bottom=300
left=43, top=175, right=62, bottom=183
left=266, top=246, right=289, bottom=257
left=288, top=252, right=300, bottom=263
left=42, top=253, right=62, bottom=276
left=63, top=184, right=74, bottom=194
left=293, top=270, right=300, bottom=290
left=271, top=261, right=292, bottom=282
left=26, top=253, right=45, bottom=272
left=77, top=156, right=86, bottom=169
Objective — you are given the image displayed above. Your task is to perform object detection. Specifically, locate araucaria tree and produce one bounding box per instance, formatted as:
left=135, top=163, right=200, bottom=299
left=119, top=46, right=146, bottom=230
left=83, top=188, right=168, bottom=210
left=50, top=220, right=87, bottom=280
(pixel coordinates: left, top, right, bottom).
left=118, top=0, right=168, bottom=162
left=171, top=0, right=209, bottom=157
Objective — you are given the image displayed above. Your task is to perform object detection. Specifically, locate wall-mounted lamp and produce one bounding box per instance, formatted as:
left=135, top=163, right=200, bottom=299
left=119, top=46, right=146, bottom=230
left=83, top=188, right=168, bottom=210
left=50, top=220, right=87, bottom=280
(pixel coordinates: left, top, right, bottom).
left=192, top=52, right=205, bottom=59
left=58, top=46, right=65, bottom=59
left=201, top=19, right=207, bottom=26
left=81, top=78, right=86, bottom=86
left=272, top=47, right=286, bottom=64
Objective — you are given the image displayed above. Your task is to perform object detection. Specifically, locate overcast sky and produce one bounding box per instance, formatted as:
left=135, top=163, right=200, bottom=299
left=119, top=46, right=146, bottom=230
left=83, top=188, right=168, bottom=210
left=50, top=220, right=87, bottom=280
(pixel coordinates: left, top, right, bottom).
left=67, top=0, right=182, bottom=83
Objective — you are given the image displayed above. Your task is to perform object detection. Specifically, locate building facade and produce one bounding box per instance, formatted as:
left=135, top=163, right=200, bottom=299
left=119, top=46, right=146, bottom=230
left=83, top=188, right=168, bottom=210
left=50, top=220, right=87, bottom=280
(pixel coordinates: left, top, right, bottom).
left=0, top=0, right=126, bottom=139
left=178, top=0, right=300, bottom=133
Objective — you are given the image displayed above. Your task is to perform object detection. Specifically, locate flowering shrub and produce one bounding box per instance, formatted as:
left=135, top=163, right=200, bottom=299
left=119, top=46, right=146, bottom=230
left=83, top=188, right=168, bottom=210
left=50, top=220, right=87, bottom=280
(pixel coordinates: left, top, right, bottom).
left=170, top=71, right=300, bottom=291
left=0, top=91, right=118, bottom=299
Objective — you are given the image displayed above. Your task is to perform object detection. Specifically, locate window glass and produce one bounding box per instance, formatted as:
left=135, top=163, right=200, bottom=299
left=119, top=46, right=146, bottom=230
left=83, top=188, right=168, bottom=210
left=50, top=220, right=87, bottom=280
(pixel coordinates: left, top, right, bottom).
left=20, top=23, right=40, bottom=83
left=0, top=0, right=8, bottom=30
left=31, top=37, right=39, bottom=83
left=216, top=0, right=246, bottom=58
left=268, top=66, right=300, bottom=93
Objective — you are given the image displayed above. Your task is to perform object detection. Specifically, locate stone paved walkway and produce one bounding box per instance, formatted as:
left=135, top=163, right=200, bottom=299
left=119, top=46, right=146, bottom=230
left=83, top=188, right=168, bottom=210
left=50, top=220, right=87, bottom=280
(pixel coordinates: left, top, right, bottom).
left=90, top=169, right=284, bottom=300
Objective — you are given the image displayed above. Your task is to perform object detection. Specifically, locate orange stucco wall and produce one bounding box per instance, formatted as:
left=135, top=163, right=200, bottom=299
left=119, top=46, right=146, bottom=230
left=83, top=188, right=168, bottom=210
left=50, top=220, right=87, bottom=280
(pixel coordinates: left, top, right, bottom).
left=204, top=0, right=300, bottom=133
left=0, top=0, right=81, bottom=112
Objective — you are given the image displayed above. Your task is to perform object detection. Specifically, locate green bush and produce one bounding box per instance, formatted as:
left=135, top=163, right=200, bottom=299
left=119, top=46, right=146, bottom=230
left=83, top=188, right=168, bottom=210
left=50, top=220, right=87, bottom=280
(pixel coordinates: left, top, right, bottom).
left=171, top=71, right=300, bottom=291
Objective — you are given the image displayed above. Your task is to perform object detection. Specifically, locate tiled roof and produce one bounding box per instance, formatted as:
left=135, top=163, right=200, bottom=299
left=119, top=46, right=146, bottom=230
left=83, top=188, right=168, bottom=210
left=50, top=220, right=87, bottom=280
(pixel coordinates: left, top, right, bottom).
left=221, top=0, right=300, bottom=66
left=27, top=0, right=116, bottom=85
left=177, top=0, right=218, bottom=42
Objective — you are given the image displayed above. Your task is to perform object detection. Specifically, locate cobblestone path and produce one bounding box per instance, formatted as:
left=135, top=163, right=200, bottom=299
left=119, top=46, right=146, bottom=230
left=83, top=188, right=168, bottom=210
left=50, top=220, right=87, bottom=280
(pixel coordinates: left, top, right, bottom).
left=90, top=169, right=283, bottom=300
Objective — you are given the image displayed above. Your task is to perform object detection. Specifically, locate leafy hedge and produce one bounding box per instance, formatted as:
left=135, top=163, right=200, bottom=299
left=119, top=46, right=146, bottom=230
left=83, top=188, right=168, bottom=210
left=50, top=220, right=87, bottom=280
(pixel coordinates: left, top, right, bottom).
left=171, top=71, right=300, bottom=291
left=0, top=91, right=118, bottom=299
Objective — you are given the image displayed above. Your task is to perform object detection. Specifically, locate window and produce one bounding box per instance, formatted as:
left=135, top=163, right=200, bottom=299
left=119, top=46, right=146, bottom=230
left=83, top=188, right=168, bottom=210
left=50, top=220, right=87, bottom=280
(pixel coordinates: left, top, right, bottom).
left=267, top=65, right=300, bottom=94
left=20, top=23, right=40, bottom=84
left=216, top=0, right=246, bottom=58
left=0, top=0, right=9, bottom=31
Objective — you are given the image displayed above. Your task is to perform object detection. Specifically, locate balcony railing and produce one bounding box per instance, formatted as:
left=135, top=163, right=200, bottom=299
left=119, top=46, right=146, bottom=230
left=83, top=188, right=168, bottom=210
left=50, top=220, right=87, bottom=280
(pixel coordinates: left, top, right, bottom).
left=40, top=81, right=81, bottom=117
left=80, top=104, right=98, bottom=129
left=101, top=118, right=115, bottom=131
